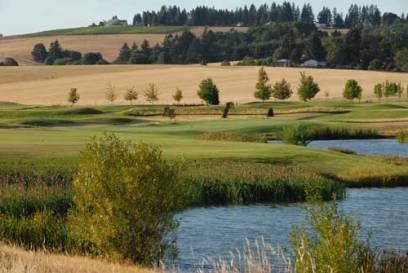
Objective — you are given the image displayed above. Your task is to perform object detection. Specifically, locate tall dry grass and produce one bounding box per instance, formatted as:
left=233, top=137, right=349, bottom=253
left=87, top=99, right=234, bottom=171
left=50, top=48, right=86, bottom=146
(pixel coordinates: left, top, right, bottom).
left=0, top=244, right=155, bottom=273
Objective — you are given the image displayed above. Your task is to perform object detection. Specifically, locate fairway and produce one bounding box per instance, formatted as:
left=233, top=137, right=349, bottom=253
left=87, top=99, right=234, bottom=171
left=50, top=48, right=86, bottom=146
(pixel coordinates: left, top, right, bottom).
left=0, top=65, right=407, bottom=105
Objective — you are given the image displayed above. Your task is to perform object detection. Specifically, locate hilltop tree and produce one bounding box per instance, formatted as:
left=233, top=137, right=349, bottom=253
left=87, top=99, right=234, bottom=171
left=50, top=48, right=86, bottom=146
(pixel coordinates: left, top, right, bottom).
left=68, top=88, right=80, bottom=106
left=31, top=43, right=48, bottom=63
left=373, top=83, right=383, bottom=101
left=144, top=83, right=159, bottom=104
left=297, top=72, right=320, bottom=101
left=68, top=135, right=187, bottom=265
left=197, top=78, right=220, bottom=105
left=173, top=88, right=183, bottom=104
left=254, top=67, right=272, bottom=102
left=343, top=80, right=363, bottom=102
left=124, top=87, right=138, bottom=105
left=272, top=79, right=293, bottom=100
left=105, top=84, right=117, bottom=104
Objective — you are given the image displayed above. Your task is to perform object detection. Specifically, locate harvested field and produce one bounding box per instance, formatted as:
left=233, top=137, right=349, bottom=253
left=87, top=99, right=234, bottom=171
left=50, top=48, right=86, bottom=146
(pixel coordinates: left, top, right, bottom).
left=0, top=65, right=407, bottom=105
left=0, top=27, right=248, bottom=65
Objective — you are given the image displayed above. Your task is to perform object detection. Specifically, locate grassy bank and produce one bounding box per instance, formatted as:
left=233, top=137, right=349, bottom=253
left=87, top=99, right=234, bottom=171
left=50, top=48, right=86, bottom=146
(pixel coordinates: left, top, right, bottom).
left=11, top=25, right=187, bottom=38
left=0, top=244, right=154, bottom=273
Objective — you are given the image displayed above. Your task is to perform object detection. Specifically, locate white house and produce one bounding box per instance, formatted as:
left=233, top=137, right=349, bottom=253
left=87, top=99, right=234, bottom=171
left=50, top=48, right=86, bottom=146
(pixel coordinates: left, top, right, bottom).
left=301, top=59, right=328, bottom=68
left=274, top=59, right=292, bottom=67
left=106, top=16, right=128, bottom=26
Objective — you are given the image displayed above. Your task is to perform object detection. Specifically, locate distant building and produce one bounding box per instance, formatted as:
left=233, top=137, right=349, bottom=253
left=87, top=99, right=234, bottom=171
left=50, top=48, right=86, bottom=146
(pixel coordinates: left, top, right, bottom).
left=301, top=59, right=328, bottom=68
left=315, top=23, right=329, bottom=29
left=106, top=16, right=128, bottom=26
left=274, top=59, right=292, bottom=67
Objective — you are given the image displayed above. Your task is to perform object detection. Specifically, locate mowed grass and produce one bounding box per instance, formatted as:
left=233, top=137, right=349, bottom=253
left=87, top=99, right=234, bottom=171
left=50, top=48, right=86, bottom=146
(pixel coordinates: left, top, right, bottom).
left=1, top=65, right=407, bottom=105
left=0, top=102, right=407, bottom=184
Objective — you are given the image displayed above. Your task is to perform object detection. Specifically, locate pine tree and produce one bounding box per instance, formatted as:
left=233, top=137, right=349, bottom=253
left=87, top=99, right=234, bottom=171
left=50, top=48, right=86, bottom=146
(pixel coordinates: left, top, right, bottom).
left=115, top=43, right=131, bottom=64
left=254, top=67, right=272, bottom=102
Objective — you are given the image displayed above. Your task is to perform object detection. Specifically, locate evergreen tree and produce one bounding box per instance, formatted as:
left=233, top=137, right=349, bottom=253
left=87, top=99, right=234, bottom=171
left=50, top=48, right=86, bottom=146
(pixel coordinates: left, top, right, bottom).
left=254, top=67, right=272, bottom=102
left=317, top=7, right=332, bottom=26
left=48, top=40, right=63, bottom=59
left=115, top=43, right=131, bottom=64
left=300, top=4, right=315, bottom=24
left=297, top=72, right=320, bottom=101
left=304, top=32, right=326, bottom=61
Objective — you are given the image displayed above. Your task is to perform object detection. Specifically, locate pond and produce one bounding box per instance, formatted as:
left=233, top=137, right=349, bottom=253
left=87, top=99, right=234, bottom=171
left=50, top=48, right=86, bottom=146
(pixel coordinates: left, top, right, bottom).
left=174, top=188, right=408, bottom=269
left=269, top=138, right=408, bottom=157
left=309, top=139, right=408, bottom=157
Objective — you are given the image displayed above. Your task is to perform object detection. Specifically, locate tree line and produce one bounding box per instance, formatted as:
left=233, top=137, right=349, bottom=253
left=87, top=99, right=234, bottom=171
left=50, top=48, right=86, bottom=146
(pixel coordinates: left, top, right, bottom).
left=132, top=3, right=406, bottom=28
left=67, top=67, right=408, bottom=111
left=31, top=41, right=108, bottom=65
left=113, top=20, right=408, bottom=72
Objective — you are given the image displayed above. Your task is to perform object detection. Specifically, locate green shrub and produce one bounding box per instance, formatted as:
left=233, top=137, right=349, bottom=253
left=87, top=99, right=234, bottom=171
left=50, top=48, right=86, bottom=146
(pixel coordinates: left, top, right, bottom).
left=290, top=198, right=372, bottom=273
left=281, top=124, right=312, bottom=146
left=222, top=102, right=234, bottom=118
left=0, top=57, right=18, bottom=66
left=68, top=134, right=188, bottom=265
left=272, top=79, right=293, bottom=100
left=197, top=78, right=220, bottom=105
left=397, top=131, right=408, bottom=143
left=343, top=79, right=363, bottom=101
left=267, top=108, right=274, bottom=117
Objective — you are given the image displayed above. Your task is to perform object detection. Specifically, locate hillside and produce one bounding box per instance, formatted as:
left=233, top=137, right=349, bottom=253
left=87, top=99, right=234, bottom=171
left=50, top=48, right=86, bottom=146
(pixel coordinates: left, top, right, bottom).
left=0, top=65, right=406, bottom=105
left=0, top=26, right=248, bottom=65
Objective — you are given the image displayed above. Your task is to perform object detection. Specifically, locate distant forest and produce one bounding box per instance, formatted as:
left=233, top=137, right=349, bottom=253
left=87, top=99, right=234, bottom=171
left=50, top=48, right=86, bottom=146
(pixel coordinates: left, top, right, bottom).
left=32, top=3, right=408, bottom=72
left=132, top=3, right=405, bottom=28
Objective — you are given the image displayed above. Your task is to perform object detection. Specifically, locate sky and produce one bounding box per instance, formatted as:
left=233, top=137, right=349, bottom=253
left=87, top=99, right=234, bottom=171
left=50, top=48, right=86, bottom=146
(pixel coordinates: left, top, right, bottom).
left=0, top=0, right=407, bottom=36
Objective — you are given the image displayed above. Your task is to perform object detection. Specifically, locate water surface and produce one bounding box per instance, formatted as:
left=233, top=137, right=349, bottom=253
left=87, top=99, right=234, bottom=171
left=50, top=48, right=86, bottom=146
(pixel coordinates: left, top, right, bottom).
left=175, top=188, right=408, bottom=269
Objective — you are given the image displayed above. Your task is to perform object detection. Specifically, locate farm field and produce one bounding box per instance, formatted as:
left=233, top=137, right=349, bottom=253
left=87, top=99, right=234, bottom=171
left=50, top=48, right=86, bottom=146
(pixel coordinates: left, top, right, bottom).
left=0, top=65, right=407, bottom=105
left=0, top=26, right=247, bottom=65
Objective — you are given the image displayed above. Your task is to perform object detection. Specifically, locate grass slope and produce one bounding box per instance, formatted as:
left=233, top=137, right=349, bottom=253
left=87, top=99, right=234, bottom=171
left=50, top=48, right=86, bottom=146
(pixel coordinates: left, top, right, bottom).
left=16, top=25, right=187, bottom=37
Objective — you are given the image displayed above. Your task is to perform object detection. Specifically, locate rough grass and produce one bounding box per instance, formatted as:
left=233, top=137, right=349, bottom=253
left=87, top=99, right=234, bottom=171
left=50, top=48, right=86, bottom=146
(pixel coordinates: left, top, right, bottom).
left=0, top=244, right=155, bottom=273
left=16, top=25, right=187, bottom=37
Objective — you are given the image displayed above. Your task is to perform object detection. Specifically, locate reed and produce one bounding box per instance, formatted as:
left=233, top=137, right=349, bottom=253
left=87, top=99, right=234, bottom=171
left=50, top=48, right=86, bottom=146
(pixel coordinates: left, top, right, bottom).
left=187, top=162, right=345, bottom=206
left=397, top=131, right=408, bottom=143
left=200, top=132, right=267, bottom=143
